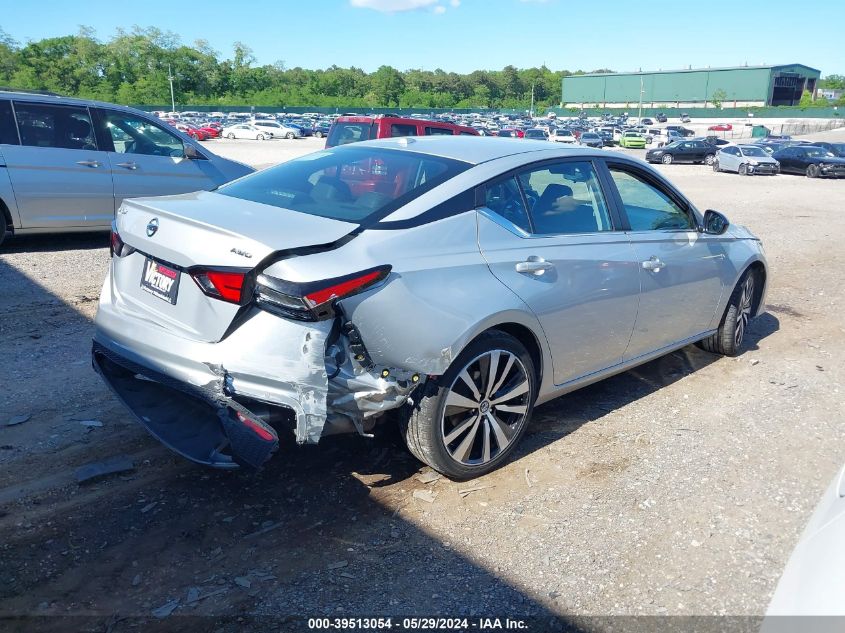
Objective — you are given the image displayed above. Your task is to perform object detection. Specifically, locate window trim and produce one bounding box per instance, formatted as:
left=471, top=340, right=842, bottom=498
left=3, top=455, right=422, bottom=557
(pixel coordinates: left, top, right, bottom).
left=602, top=160, right=701, bottom=233
left=12, top=100, right=99, bottom=151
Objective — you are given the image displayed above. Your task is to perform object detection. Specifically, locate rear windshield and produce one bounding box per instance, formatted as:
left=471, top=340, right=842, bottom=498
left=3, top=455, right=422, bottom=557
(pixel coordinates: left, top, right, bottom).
left=218, top=146, right=470, bottom=223
left=326, top=121, right=376, bottom=147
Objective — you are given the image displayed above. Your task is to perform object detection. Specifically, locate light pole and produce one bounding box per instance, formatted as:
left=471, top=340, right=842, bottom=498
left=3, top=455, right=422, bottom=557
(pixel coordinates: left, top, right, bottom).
left=637, top=75, right=644, bottom=122
left=530, top=82, right=535, bottom=118
left=168, top=64, right=176, bottom=112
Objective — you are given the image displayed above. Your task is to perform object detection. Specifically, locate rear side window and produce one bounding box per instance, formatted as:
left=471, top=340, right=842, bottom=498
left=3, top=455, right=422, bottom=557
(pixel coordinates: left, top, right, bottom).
left=517, top=161, right=612, bottom=235
left=0, top=100, right=18, bottom=144
left=218, top=146, right=470, bottom=224
left=425, top=126, right=453, bottom=136
left=390, top=124, right=417, bottom=137
left=608, top=167, right=694, bottom=231
left=326, top=122, right=376, bottom=147
left=14, top=102, right=97, bottom=150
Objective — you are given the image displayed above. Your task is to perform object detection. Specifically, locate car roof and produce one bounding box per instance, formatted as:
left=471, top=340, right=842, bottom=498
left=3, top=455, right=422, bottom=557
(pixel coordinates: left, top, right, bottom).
left=0, top=89, right=147, bottom=116
left=347, top=136, right=608, bottom=165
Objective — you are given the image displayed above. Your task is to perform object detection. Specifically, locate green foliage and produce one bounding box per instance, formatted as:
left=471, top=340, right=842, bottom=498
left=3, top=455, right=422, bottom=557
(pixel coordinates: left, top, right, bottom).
left=710, top=89, right=727, bottom=109
left=0, top=27, right=584, bottom=110
left=798, top=89, right=814, bottom=107
left=819, top=74, right=845, bottom=90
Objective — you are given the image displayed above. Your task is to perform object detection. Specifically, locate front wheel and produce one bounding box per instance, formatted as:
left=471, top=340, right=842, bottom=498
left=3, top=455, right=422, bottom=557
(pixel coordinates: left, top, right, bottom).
left=400, top=331, right=536, bottom=480
left=256, top=134, right=266, bottom=141
left=286, top=132, right=295, bottom=139
left=662, top=154, right=673, bottom=164
left=704, top=154, right=715, bottom=166
left=806, top=164, right=819, bottom=178
left=697, top=271, right=757, bottom=356
left=739, top=164, right=748, bottom=176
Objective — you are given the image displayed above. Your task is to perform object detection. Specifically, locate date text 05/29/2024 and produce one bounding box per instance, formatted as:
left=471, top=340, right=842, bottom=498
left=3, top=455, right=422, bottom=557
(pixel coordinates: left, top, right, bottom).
left=307, top=617, right=529, bottom=630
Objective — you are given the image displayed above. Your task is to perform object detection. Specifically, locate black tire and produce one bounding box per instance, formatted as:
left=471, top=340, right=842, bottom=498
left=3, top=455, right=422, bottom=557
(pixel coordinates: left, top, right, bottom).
left=227, top=133, right=235, bottom=139
left=806, top=164, right=819, bottom=178
left=662, top=154, right=673, bottom=164
left=399, top=330, right=537, bottom=480
left=697, top=270, right=757, bottom=357
left=286, top=132, right=295, bottom=139
left=256, top=134, right=265, bottom=141
left=704, top=154, right=715, bottom=166
left=315, top=131, right=323, bottom=138
left=739, top=164, right=748, bottom=176
left=712, top=160, right=720, bottom=172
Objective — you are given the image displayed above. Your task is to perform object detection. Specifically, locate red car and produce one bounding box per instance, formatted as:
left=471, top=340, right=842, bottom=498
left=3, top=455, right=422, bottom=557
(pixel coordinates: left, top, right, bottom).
left=194, top=125, right=220, bottom=139
left=170, top=122, right=209, bottom=141
left=708, top=123, right=733, bottom=131
left=325, top=115, right=478, bottom=148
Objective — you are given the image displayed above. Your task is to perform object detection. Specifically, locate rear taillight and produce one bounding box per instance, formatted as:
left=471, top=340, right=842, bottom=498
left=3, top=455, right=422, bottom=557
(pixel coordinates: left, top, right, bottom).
left=110, top=223, right=134, bottom=258
left=191, top=269, right=249, bottom=304
left=255, top=266, right=391, bottom=321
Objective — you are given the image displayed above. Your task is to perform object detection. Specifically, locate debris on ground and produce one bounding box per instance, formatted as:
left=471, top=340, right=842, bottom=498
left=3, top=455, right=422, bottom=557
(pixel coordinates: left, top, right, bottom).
left=75, top=456, right=135, bottom=484
left=524, top=468, right=533, bottom=488
left=140, top=502, right=158, bottom=514
left=78, top=420, right=103, bottom=428
left=327, top=560, right=349, bottom=570
left=412, top=489, right=438, bottom=503
left=151, top=599, right=179, bottom=618
left=234, top=576, right=251, bottom=588
left=415, top=470, right=442, bottom=484
left=457, top=485, right=491, bottom=498
left=5, top=414, right=31, bottom=427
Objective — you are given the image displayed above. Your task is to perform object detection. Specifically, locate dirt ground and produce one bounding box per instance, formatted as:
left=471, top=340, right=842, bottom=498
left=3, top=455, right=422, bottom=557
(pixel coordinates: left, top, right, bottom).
left=1, top=129, right=844, bottom=631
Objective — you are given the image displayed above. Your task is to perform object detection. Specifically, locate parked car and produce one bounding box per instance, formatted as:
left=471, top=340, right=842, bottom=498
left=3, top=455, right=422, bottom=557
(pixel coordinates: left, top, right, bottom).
left=313, top=122, right=332, bottom=138
left=699, top=135, right=732, bottom=147
left=193, top=124, right=220, bottom=139
left=252, top=120, right=303, bottom=139
left=549, top=128, right=576, bottom=143
left=714, top=145, right=780, bottom=175
left=645, top=140, right=717, bottom=165
left=619, top=131, right=646, bottom=148
left=0, top=91, right=253, bottom=245
left=222, top=123, right=274, bottom=140
left=811, top=142, right=845, bottom=158
left=655, top=113, right=668, bottom=123
left=578, top=132, right=603, bottom=148
left=325, top=115, right=478, bottom=147
left=708, top=123, right=733, bottom=131
left=679, top=113, right=691, bottom=123
left=93, top=136, right=768, bottom=479
left=172, top=123, right=208, bottom=141
left=640, top=118, right=654, bottom=126
left=597, top=128, right=615, bottom=146
left=523, top=128, right=549, bottom=141
left=771, top=145, right=845, bottom=178
left=665, top=125, right=695, bottom=138
left=498, top=128, right=525, bottom=139
left=655, top=130, right=685, bottom=147
left=766, top=462, right=845, bottom=617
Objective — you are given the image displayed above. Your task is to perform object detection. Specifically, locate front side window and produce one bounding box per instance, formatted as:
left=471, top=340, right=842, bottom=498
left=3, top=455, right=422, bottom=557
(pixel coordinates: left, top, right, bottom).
left=0, top=100, right=18, bottom=145
left=14, top=102, right=96, bottom=150
left=484, top=177, right=531, bottom=233
left=517, top=161, right=612, bottom=235
left=218, top=146, right=469, bottom=224
left=608, top=167, right=694, bottom=231
left=101, top=110, right=184, bottom=157
left=425, top=126, right=453, bottom=136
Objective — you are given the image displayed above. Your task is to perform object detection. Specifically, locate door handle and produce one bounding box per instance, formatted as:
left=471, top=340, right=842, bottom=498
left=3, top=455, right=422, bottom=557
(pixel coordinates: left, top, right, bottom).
left=641, top=256, right=666, bottom=272
left=516, top=257, right=554, bottom=275
left=76, top=160, right=101, bottom=168
left=116, top=161, right=138, bottom=170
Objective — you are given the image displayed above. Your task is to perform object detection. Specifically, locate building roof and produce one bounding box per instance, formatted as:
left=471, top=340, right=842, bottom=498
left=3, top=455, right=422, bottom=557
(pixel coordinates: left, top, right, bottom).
left=569, top=64, right=821, bottom=78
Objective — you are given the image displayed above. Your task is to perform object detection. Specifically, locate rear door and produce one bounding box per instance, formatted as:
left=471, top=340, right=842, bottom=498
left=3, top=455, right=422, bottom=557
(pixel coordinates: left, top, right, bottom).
left=476, top=159, right=641, bottom=385
left=5, top=100, right=114, bottom=229
left=94, top=108, right=223, bottom=214
left=604, top=162, right=729, bottom=359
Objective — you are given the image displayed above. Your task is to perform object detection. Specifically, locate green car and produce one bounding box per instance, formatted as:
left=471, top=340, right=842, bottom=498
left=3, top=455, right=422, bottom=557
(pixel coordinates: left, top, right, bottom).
left=619, top=132, right=647, bottom=149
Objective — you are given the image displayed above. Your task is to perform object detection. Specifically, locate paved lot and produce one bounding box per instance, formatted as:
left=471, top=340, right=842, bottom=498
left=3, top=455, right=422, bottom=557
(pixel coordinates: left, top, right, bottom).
left=0, top=127, right=843, bottom=627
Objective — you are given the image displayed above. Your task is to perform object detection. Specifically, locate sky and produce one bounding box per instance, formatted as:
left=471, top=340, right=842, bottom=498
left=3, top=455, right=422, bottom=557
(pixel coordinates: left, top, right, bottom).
left=2, top=0, right=842, bottom=76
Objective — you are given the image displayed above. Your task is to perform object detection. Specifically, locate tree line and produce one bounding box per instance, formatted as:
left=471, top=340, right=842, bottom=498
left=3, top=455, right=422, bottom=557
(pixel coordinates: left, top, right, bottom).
left=0, top=27, right=841, bottom=110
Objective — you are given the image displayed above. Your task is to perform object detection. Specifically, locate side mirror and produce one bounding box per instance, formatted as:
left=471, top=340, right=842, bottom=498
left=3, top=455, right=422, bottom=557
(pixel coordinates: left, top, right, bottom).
left=184, top=143, right=203, bottom=160
left=703, top=209, right=730, bottom=235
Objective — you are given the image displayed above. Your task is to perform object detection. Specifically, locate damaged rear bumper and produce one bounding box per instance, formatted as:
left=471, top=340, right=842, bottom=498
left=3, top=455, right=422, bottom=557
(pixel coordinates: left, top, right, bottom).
left=93, top=282, right=423, bottom=469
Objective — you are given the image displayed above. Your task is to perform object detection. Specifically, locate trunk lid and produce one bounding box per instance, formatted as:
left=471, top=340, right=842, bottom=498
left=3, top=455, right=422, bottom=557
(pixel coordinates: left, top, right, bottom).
left=109, top=190, right=355, bottom=342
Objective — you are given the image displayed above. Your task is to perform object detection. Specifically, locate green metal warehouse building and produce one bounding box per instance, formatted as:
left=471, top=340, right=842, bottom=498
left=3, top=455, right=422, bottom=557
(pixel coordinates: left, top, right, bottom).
left=561, top=64, right=821, bottom=109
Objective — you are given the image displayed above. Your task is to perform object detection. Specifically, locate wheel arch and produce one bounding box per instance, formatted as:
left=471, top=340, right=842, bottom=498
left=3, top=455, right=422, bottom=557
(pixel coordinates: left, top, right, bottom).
left=465, top=321, right=545, bottom=388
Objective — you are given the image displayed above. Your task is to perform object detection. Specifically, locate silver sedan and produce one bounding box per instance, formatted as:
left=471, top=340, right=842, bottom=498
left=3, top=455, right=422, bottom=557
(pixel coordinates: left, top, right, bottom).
left=714, top=144, right=781, bottom=175
left=93, top=137, right=768, bottom=479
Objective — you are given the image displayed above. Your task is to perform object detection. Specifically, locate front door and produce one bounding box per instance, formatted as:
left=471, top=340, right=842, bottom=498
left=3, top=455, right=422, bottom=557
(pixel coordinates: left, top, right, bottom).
left=605, top=163, right=729, bottom=360
left=6, top=101, right=114, bottom=229
left=95, top=109, right=220, bottom=218
left=476, top=159, right=641, bottom=385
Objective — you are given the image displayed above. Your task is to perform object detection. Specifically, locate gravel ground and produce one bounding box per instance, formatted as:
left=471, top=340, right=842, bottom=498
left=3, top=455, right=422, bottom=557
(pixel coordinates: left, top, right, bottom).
left=0, top=126, right=843, bottom=628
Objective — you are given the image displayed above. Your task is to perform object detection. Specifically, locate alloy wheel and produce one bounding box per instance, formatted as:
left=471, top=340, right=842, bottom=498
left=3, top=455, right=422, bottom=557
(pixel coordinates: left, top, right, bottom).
left=735, top=275, right=755, bottom=347
left=440, top=350, right=531, bottom=466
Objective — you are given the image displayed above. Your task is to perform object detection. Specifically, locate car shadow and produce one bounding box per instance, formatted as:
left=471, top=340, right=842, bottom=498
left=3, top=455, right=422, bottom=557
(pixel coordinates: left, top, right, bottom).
left=3, top=231, right=109, bottom=254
